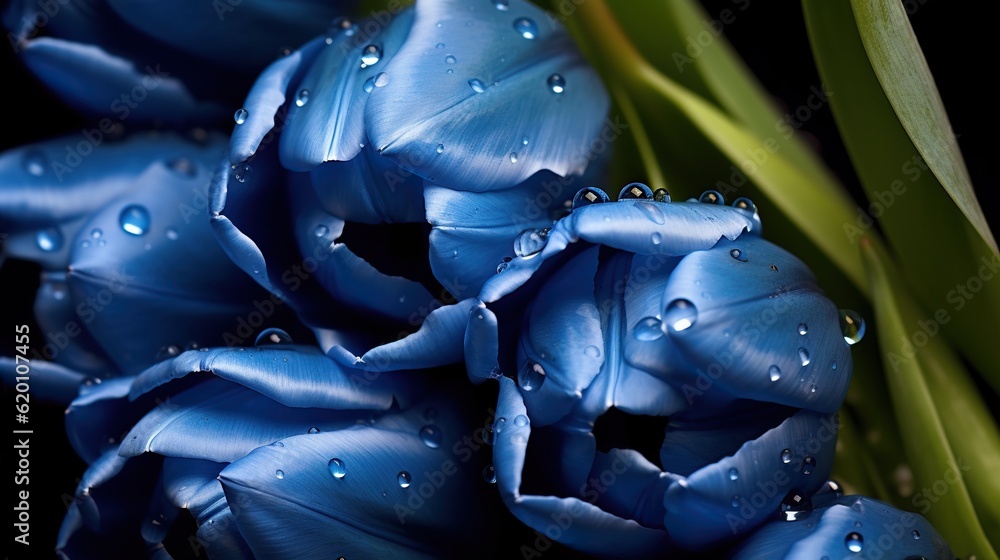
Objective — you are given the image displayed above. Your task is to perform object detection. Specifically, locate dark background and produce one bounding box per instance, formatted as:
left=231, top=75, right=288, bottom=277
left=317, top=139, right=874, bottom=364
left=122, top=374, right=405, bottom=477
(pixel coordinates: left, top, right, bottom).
left=1, top=1, right=995, bottom=559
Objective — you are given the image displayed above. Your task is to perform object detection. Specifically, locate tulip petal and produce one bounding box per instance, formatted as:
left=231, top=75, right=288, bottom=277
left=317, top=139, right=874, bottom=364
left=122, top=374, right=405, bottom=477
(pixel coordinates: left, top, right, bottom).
left=729, top=495, right=953, bottom=559
left=65, top=376, right=136, bottom=463
left=104, top=0, right=351, bottom=72
left=366, top=0, right=610, bottom=192
left=661, top=235, right=852, bottom=413
left=219, top=392, right=492, bottom=559
left=229, top=35, right=329, bottom=165
left=361, top=298, right=477, bottom=371
left=0, top=355, right=86, bottom=404
left=33, top=273, right=115, bottom=375
left=120, top=378, right=368, bottom=462
left=19, top=37, right=225, bottom=123
left=129, top=346, right=405, bottom=411
left=140, top=474, right=181, bottom=546
left=280, top=9, right=414, bottom=169
left=664, top=409, right=838, bottom=548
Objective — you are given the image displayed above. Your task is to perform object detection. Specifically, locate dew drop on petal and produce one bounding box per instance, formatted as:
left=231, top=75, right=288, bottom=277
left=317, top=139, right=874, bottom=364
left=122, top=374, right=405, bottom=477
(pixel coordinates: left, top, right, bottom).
left=373, top=72, right=389, bottom=87
left=651, top=232, right=662, bottom=245
left=363, top=77, right=376, bottom=93
left=295, top=89, right=310, bottom=107
left=584, top=345, right=600, bottom=358
left=663, top=299, right=697, bottom=332
left=494, top=417, right=506, bottom=433
left=275, top=469, right=284, bottom=479
left=634, top=317, right=664, bottom=341
left=119, top=205, right=151, bottom=236
left=518, top=360, right=546, bottom=392
left=234, top=108, right=248, bottom=124
left=802, top=456, right=816, bottom=475
left=513, top=17, right=538, bottom=39
left=522, top=136, right=529, bottom=146
left=572, top=187, right=609, bottom=208
left=653, top=188, right=671, bottom=203
left=436, top=42, right=445, bottom=49
left=547, top=74, right=565, bottom=94
left=839, top=309, right=866, bottom=345
left=233, top=163, right=252, bottom=183
left=496, top=256, right=512, bottom=274
left=729, top=468, right=739, bottom=481
left=165, top=228, right=179, bottom=241
left=36, top=228, right=62, bottom=252
left=328, top=458, right=346, bottom=479
left=509, top=152, right=518, bottom=163
left=780, top=490, right=813, bottom=521
left=731, top=495, right=740, bottom=508
left=730, top=248, right=748, bottom=262
left=308, top=427, right=321, bottom=434
left=483, top=465, right=497, bottom=483
left=732, top=196, right=757, bottom=213
left=23, top=149, right=46, bottom=176
left=494, top=0, right=509, bottom=11
left=419, top=425, right=442, bottom=448
left=699, top=190, right=724, bottom=205
left=845, top=532, right=863, bottom=553
left=618, top=182, right=653, bottom=200
left=798, top=323, right=808, bottom=335
left=514, top=415, right=528, bottom=427
left=436, top=144, right=445, bottom=154
left=799, top=347, right=811, bottom=366
left=514, top=228, right=549, bottom=258
left=360, top=44, right=381, bottom=66
left=781, top=448, right=793, bottom=464
left=314, top=225, right=329, bottom=237
left=397, top=471, right=411, bottom=488
left=911, top=530, right=920, bottom=540
left=254, top=328, right=293, bottom=346
left=769, top=365, right=781, bottom=382
left=469, top=79, right=486, bottom=93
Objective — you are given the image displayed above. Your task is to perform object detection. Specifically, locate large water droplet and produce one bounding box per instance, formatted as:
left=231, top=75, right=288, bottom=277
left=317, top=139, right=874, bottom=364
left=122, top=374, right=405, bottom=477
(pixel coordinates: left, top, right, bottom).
left=496, top=256, right=512, bottom=274
left=328, top=458, right=346, bottom=479
left=363, top=77, right=375, bottom=93
left=233, top=163, right=252, bottom=183
left=36, top=228, right=62, bottom=252
left=234, top=108, right=248, bottom=124
left=513, top=17, right=538, bottom=39
left=780, top=490, right=813, bottom=521
left=419, top=425, right=442, bottom=448
left=699, top=190, right=724, bottom=205
left=397, top=471, right=411, bottom=488
left=445, top=54, right=456, bottom=64
left=119, top=205, right=151, bottom=236
left=275, top=469, right=285, bottom=479
left=651, top=232, right=662, bottom=245
left=373, top=72, right=390, bottom=87
left=634, top=317, right=665, bottom=341
left=314, top=225, right=329, bottom=237
left=518, top=360, right=546, bottom=392
left=798, top=323, right=808, bottom=335
left=572, top=187, right=609, bottom=208
left=584, top=345, right=600, bottom=358
left=769, top=365, right=781, bottom=382
left=361, top=44, right=382, bottom=67
left=468, top=79, right=486, bottom=93
left=732, top=197, right=757, bottom=213
left=295, top=89, right=310, bottom=107
left=508, top=152, right=518, bottom=164
left=547, top=74, right=565, bottom=94
left=728, top=468, right=739, bottom=481
left=514, top=415, right=528, bottom=427
left=839, top=309, right=866, bottom=345
left=781, top=448, right=793, bottom=464
left=845, top=532, right=863, bottom=553
left=730, top=248, right=748, bottom=262
left=514, top=228, right=549, bottom=258
left=255, top=328, right=293, bottom=346
left=653, top=188, right=671, bottom=203
left=23, top=149, right=47, bottom=176
left=618, top=183, right=653, bottom=200
left=663, top=299, right=697, bottom=332
left=798, top=347, right=811, bottom=366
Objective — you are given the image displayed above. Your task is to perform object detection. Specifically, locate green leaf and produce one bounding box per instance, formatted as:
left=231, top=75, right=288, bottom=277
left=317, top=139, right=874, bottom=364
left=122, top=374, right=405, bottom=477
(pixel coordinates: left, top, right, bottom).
left=850, top=0, right=996, bottom=253
left=803, top=0, right=1000, bottom=392
left=861, top=237, right=998, bottom=559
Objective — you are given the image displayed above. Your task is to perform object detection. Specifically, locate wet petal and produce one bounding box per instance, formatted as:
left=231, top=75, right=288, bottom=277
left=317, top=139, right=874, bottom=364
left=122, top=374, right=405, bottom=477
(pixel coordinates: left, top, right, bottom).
left=661, top=235, right=852, bottom=413
left=65, top=376, right=136, bottom=463
left=19, top=37, right=224, bottom=123
left=729, top=495, right=952, bottom=559
left=664, top=410, right=839, bottom=548
left=361, top=298, right=477, bottom=371
left=366, top=0, right=610, bottom=191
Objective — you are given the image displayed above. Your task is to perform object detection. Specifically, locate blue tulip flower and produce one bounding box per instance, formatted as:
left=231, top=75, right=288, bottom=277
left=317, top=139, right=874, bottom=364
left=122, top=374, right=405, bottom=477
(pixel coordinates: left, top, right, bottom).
left=58, top=339, right=496, bottom=559
left=3, top=0, right=357, bottom=124
left=456, top=185, right=948, bottom=557
left=212, top=0, right=610, bottom=360
left=0, top=132, right=266, bottom=387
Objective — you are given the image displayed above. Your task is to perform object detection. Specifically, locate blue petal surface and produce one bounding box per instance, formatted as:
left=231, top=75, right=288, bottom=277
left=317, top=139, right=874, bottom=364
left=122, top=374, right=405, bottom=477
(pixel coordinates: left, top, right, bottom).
left=365, top=0, right=610, bottom=191
left=0, top=355, right=86, bottom=404
left=33, top=272, right=115, bottom=375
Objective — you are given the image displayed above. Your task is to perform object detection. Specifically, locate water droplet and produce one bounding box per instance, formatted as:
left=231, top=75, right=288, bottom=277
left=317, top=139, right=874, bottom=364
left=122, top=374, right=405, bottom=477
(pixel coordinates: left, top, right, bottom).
left=798, top=323, right=808, bottom=335
left=397, top=471, right=411, bottom=488
left=314, top=225, right=329, bottom=237
left=469, top=79, right=486, bottom=93
left=275, top=469, right=285, bottom=479
left=634, top=317, right=664, bottom=341
left=308, top=427, right=321, bottom=434
left=165, top=228, right=179, bottom=241
left=547, top=74, right=565, bottom=94
left=730, top=248, right=748, bottom=262
left=839, top=309, right=866, bottom=345
left=23, top=149, right=46, bottom=176
left=295, top=89, right=310, bottom=107
left=494, top=0, right=509, bottom=11
left=363, top=77, right=375, bottom=93
left=522, top=136, right=529, bottom=146
left=81, top=240, right=91, bottom=248
left=653, top=188, right=671, bottom=203
left=911, top=530, right=920, bottom=540
left=496, top=256, right=512, bottom=274
left=518, top=360, right=546, bottom=391
left=802, top=456, right=815, bottom=475
left=513, top=17, right=538, bottom=39
left=328, top=458, right=346, bottom=479
left=572, top=187, right=609, bottom=208
left=483, top=423, right=496, bottom=445
left=728, top=468, right=739, bottom=481
left=119, top=205, right=151, bottom=236
left=234, top=108, right=248, bottom=124
left=732, top=197, right=757, bottom=213
left=781, top=448, right=793, bottom=464
left=508, top=151, right=518, bottom=164
left=780, top=490, right=813, bottom=521
left=514, top=415, right=528, bottom=427
left=731, top=495, right=740, bottom=508
left=584, top=345, right=600, bottom=358
left=233, top=163, right=252, bottom=183
left=445, top=54, right=456, bottom=64
left=494, top=417, right=506, bottom=434
left=255, top=328, right=293, bottom=346
left=618, top=183, right=653, bottom=200
left=446, top=68, right=454, bottom=74
left=845, top=532, right=863, bottom=553
left=663, top=299, right=697, bottom=332
left=648, top=232, right=662, bottom=246
left=699, top=190, right=724, bottom=205
left=360, top=44, right=381, bottom=67
left=419, top=425, right=443, bottom=448
left=436, top=144, right=445, bottom=154
left=514, top=228, right=549, bottom=257
left=799, top=347, right=811, bottom=366
left=483, top=464, right=497, bottom=483
left=373, top=72, right=389, bottom=87
left=36, top=228, right=62, bottom=252
left=436, top=42, right=445, bottom=49
left=769, top=365, right=781, bottom=382
left=770, top=264, right=779, bottom=272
